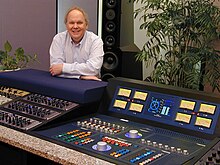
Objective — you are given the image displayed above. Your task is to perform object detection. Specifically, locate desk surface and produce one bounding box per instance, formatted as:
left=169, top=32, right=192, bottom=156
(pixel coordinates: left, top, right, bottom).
left=0, top=125, right=114, bottom=165
left=0, top=69, right=108, bottom=104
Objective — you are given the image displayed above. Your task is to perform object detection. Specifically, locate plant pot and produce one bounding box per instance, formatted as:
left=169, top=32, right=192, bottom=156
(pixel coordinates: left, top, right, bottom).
left=0, top=65, right=20, bottom=72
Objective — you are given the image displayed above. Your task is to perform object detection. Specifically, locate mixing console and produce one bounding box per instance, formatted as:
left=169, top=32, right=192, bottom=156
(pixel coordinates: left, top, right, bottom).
left=34, top=77, right=220, bottom=165
left=0, top=86, right=79, bottom=131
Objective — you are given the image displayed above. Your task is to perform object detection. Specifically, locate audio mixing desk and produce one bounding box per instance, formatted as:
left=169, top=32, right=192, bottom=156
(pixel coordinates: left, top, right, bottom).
left=33, top=77, right=220, bottom=165
left=0, top=69, right=108, bottom=165
left=0, top=69, right=107, bottom=132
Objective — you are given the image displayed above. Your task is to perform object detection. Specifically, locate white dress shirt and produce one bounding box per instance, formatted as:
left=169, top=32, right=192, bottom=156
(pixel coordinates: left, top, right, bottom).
left=50, top=30, right=104, bottom=79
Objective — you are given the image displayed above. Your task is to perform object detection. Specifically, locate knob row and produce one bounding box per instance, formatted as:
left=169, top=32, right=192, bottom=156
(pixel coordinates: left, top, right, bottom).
left=141, top=139, right=189, bottom=155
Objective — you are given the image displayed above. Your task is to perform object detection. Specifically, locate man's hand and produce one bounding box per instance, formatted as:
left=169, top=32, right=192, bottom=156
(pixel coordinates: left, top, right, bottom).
left=80, top=75, right=101, bottom=81
left=49, top=64, right=63, bottom=76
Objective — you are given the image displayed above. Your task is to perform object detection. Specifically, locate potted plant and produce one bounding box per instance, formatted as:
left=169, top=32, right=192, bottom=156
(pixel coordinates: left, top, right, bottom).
left=0, top=41, right=38, bottom=71
left=131, top=0, right=220, bottom=92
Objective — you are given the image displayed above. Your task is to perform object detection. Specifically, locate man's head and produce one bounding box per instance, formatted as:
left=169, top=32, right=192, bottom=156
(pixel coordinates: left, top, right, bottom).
left=65, top=6, right=89, bottom=44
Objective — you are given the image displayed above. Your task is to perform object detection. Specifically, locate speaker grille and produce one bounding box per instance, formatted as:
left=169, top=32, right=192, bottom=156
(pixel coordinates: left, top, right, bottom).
left=105, top=21, right=116, bottom=33
left=101, top=0, right=122, bottom=81
left=106, top=0, right=116, bottom=8
left=102, top=52, right=119, bottom=71
left=102, top=0, right=121, bottom=50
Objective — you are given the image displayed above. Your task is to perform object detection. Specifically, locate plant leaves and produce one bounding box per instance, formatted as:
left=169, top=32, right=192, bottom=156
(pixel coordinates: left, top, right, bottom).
left=4, top=41, right=12, bottom=52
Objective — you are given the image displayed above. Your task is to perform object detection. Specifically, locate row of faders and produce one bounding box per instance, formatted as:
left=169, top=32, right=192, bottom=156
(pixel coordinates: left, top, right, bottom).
left=0, top=86, right=30, bottom=105
left=0, top=86, right=79, bottom=131
left=0, top=86, right=41, bottom=131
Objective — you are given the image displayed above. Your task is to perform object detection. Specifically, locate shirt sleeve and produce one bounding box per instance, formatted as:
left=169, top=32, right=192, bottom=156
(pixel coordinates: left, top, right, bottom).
left=49, top=34, right=65, bottom=65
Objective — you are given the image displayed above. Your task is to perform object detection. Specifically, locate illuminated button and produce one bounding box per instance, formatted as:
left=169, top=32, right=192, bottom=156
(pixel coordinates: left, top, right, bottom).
left=110, top=152, right=116, bottom=156
left=158, top=143, right=163, bottom=148
left=177, top=148, right=182, bottom=153
left=104, top=128, right=109, bottom=133
left=183, top=150, right=189, bottom=155
left=171, top=146, right=175, bottom=152
left=164, top=145, right=169, bottom=150
left=147, top=140, right=151, bottom=145
left=77, top=121, right=81, bottom=126
left=141, top=139, right=146, bottom=144
left=90, top=124, right=95, bottom=129
left=152, top=141, right=157, bottom=147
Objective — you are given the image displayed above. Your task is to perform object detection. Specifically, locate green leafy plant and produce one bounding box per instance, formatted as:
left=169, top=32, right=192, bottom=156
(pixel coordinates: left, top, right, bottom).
left=132, top=0, right=220, bottom=92
left=0, top=41, right=38, bottom=70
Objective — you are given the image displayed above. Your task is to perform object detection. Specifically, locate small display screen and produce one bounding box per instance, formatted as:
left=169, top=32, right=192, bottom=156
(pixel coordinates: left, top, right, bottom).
left=133, top=91, right=148, bottom=101
left=179, top=100, right=196, bottom=110
left=117, top=88, right=131, bottom=97
left=129, top=103, right=144, bottom=113
left=199, top=104, right=216, bottom=115
left=113, top=100, right=127, bottom=109
left=195, top=117, right=212, bottom=128
left=175, top=113, right=192, bottom=124
left=147, top=97, right=173, bottom=117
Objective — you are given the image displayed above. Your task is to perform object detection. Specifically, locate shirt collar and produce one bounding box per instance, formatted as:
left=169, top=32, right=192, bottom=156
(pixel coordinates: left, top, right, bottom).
left=70, top=31, right=87, bottom=46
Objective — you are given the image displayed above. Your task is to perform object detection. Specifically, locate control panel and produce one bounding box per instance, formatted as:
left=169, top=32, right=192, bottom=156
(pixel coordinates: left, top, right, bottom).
left=35, top=114, right=208, bottom=165
left=0, top=86, right=79, bottom=131
left=33, top=77, right=220, bottom=165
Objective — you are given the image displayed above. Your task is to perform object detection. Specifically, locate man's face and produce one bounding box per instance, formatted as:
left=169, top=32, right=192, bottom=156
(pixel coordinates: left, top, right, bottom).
left=66, top=9, right=88, bottom=43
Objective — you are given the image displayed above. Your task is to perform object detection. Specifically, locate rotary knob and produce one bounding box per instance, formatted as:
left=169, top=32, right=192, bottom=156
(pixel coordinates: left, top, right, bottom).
left=92, top=141, right=111, bottom=152
left=125, top=129, right=142, bottom=138
left=97, top=141, right=108, bottom=151
left=129, top=130, right=138, bottom=138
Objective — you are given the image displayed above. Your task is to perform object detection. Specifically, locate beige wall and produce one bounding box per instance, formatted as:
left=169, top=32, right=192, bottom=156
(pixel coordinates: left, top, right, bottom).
left=0, top=0, right=56, bottom=71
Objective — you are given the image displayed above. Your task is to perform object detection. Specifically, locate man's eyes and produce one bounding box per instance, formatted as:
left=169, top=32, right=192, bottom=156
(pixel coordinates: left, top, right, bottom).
left=69, top=22, right=83, bottom=25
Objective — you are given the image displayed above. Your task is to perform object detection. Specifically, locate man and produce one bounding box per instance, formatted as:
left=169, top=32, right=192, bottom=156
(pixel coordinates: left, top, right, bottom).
left=49, top=6, right=104, bottom=81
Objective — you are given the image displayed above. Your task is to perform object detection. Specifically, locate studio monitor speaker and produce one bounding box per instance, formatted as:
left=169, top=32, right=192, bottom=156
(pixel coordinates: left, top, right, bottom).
left=102, top=0, right=121, bottom=50
left=101, top=0, right=121, bottom=81
left=101, top=1, right=142, bottom=81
